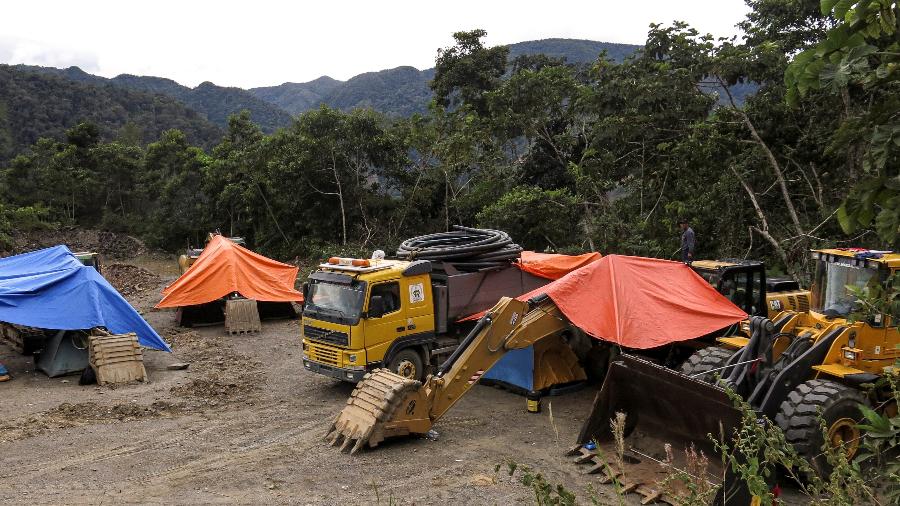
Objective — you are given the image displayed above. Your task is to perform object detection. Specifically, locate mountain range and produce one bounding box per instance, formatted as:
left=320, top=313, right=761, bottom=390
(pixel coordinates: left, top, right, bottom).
left=249, top=39, right=639, bottom=116
left=0, top=39, right=642, bottom=160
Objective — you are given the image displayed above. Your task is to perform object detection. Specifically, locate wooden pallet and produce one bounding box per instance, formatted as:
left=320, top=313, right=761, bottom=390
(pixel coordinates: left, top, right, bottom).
left=566, top=444, right=668, bottom=505
left=224, top=298, right=261, bottom=335
left=0, top=322, right=46, bottom=354
left=89, top=331, right=148, bottom=385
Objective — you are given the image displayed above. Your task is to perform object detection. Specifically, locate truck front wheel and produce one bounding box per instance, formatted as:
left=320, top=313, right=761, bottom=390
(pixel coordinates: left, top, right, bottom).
left=388, top=348, right=424, bottom=382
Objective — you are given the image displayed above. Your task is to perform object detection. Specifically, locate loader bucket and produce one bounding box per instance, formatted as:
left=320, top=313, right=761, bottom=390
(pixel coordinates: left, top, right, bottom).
left=578, top=354, right=742, bottom=455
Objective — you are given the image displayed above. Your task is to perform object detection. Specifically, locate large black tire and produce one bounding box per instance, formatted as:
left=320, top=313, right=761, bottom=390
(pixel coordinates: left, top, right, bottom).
left=679, top=346, right=735, bottom=383
left=387, top=348, right=424, bottom=382
left=775, top=379, right=867, bottom=478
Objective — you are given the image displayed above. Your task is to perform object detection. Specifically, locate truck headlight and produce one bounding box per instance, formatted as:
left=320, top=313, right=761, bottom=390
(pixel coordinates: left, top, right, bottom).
left=348, top=354, right=357, bottom=363
left=844, top=350, right=858, bottom=361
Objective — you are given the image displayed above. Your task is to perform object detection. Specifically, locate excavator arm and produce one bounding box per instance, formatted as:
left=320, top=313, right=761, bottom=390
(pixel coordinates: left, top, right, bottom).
left=326, top=295, right=570, bottom=453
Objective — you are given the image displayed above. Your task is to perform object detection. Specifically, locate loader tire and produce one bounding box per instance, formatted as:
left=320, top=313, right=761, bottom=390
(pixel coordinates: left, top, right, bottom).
left=775, top=379, right=867, bottom=478
left=679, top=346, right=734, bottom=384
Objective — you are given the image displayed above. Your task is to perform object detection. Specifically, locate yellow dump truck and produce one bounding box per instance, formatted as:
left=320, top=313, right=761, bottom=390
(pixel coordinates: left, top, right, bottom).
left=301, top=255, right=548, bottom=382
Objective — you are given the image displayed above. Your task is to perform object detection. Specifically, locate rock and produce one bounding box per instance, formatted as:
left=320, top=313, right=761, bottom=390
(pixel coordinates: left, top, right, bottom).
left=167, top=362, right=190, bottom=371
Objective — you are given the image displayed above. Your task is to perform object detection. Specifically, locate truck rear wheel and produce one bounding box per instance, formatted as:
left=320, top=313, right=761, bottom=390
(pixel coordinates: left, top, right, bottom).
left=388, top=348, right=424, bottom=382
left=679, top=346, right=734, bottom=384
left=775, top=379, right=867, bottom=478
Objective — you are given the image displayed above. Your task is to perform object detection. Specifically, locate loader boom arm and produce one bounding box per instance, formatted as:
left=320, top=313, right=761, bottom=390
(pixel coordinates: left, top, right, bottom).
left=327, top=295, right=571, bottom=452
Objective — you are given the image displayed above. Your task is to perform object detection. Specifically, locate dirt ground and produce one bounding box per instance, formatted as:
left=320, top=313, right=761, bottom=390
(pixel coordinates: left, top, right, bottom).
left=0, top=257, right=654, bottom=505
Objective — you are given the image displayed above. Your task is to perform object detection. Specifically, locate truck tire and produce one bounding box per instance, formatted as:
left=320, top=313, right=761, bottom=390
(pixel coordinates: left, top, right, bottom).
left=775, top=379, right=867, bottom=478
left=388, top=348, right=424, bottom=382
left=679, top=346, right=734, bottom=384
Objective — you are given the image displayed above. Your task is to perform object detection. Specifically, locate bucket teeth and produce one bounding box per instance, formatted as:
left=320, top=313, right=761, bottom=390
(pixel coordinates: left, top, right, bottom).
left=350, top=437, right=366, bottom=454
left=339, top=436, right=354, bottom=453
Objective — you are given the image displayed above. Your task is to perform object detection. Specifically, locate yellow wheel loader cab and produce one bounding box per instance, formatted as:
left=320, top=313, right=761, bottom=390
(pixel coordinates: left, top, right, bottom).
left=300, top=254, right=549, bottom=383
left=691, top=259, right=810, bottom=320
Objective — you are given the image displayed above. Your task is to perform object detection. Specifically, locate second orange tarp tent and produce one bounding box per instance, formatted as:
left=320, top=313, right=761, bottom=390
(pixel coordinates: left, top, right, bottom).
left=157, top=235, right=303, bottom=309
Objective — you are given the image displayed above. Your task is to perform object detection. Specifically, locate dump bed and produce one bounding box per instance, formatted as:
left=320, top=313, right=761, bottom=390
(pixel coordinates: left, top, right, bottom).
left=430, top=263, right=548, bottom=333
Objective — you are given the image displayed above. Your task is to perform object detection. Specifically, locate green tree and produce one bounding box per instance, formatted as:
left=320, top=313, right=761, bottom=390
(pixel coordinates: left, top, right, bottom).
left=140, top=129, right=211, bottom=248
left=431, top=29, right=510, bottom=115
left=786, top=0, right=900, bottom=245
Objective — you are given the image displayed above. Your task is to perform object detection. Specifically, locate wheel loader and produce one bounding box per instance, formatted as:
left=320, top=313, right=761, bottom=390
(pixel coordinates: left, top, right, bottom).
left=575, top=248, right=899, bottom=502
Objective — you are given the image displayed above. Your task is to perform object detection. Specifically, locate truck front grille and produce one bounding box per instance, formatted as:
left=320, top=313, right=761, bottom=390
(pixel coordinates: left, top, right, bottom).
left=307, top=342, right=341, bottom=367
left=304, top=325, right=349, bottom=347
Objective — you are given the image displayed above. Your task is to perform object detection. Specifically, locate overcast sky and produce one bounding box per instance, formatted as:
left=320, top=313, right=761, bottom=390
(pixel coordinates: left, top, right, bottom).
left=1, top=0, right=750, bottom=89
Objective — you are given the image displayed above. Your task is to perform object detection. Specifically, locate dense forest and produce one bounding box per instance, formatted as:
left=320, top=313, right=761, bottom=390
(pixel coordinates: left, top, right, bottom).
left=1, top=0, right=897, bottom=283
left=0, top=66, right=223, bottom=161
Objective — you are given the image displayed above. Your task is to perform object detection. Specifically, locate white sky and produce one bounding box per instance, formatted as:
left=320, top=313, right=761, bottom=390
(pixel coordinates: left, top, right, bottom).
left=0, top=0, right=750, bottom=89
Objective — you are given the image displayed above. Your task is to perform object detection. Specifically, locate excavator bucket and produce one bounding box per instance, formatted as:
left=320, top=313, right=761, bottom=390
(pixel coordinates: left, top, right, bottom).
left=578, top=354, right=742, bottom=455
left=325, top=369, right=433, bottom=454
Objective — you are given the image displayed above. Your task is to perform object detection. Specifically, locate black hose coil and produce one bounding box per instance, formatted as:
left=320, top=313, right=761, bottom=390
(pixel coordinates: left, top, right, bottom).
left=396, top=226, right=522, bottom=270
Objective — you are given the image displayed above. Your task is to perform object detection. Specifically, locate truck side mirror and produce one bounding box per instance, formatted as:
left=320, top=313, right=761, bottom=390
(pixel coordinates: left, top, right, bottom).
left=369, top=295, right=385, bottom=318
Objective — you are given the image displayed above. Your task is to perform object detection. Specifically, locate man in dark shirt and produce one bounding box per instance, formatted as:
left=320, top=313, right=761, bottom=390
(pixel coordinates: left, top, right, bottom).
left=679, top=219, right=695, bottom=264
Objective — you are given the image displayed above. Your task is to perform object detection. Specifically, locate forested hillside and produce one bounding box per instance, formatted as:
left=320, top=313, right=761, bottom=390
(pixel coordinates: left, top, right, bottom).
left=13, top=64, right=294, bottom=133
left=0, top=65, right=222, bottom=161
left=249, top=39, right=638, bottom=116
left=2, top=2, right=897, bottom=279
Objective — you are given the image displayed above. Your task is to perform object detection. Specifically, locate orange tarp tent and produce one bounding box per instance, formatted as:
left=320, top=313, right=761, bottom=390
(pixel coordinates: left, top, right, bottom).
left=156, top=235, right=303, bottom=309
left=516, top=251, right=602, bottom=280
left=470, top=255, right=747, bottom=349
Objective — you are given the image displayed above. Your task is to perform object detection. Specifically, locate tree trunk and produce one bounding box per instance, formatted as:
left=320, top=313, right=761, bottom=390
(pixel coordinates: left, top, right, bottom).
left=332, top=152, right=347, bottom=245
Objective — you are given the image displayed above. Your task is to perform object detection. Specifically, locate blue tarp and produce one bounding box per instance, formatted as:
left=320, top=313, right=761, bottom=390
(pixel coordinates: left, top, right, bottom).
left=0, top=246, right=171, bottom=351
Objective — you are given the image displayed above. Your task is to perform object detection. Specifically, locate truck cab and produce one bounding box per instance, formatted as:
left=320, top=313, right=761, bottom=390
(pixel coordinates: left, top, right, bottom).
left=301, top=258, right=433, bottom=382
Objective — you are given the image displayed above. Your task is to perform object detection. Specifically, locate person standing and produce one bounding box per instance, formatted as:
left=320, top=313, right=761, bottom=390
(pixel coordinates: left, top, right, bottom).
left=679, top=219, right=695, bottom=264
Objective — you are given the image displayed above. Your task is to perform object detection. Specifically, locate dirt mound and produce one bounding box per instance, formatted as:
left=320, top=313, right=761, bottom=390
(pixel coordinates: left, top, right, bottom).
left=104, top=263, right=161, bottom=296
left=163, top=327, right=263, bottom=408
left=0, top=400, right=183, bottom=444
left=10, top=227, right=146, bottom=259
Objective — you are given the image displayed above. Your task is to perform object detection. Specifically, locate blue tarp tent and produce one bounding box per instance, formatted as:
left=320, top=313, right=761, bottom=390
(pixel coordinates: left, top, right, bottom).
left=0, top=245, right=171, bottom=351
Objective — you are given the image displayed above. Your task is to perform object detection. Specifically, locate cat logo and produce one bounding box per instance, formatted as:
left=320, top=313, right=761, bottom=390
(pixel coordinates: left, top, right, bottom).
left=769, top=300, right=782, bottom=311
left=406, top=399, right=416, bottom=415
left=510, top=312, right=519, bottom=326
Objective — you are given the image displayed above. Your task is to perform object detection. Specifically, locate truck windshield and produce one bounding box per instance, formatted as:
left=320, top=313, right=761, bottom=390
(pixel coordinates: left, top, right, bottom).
left=306, top=282, right=365, bottom=319
left=818, top=262, right=876, bottom=316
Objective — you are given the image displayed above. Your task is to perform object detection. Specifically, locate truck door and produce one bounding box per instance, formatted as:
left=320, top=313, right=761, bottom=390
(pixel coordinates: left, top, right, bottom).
left=363, top=281, right=406, bottom=365
left=400, top=275, right=434, bottom=336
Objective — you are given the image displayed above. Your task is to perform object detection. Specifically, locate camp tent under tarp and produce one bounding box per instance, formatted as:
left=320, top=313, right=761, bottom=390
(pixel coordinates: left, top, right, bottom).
left=480, top=254, right=747, bottom=393
left=157, top=236, right=302, bottom=326
left=0, top=246, right=170, bottom=352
